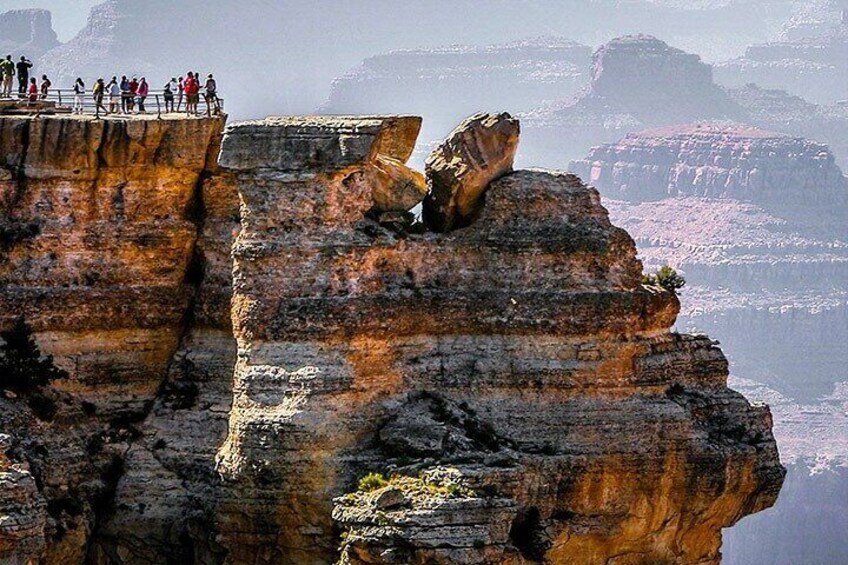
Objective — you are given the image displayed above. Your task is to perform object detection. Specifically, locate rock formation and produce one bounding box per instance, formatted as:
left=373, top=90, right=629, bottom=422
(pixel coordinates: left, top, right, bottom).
left=0, top=9, right=60, bottom=61
left=520, top=35, right=848, bottom=170
left=423, top=112, right=520, bottom=231
left=571, top=123, right=848, bottom=204
left=573, top=124, right=846, bottom=565
left=212, top=114, right=782, bottom=564
left=0, top=112, right=784, bottom=564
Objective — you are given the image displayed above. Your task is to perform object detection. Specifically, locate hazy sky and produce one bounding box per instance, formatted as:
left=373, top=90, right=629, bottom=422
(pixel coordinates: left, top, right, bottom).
left=0, top=0, right=99, bottom=40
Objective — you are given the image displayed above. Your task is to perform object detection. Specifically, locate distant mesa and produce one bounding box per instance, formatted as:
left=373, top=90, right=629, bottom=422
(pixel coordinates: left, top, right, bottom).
left=322, top=37, right=591, bottom=141
left=571, top=122, right=848, bottom=205
left=0, top=9, right=60, bottom=60
left=520, top=34, right=848, bottom=170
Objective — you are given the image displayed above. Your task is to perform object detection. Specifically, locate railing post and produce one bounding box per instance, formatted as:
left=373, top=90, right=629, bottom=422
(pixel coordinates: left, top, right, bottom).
left=156, top=94, right=161, bottom=119
left=57, top=90, right=62, bottom=106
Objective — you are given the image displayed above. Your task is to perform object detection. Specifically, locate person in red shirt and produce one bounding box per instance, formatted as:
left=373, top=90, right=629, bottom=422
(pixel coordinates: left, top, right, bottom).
left=183, top=72, right=199, bottom=115
left=128, top=76, right=139, bottom=112
left=27, top=77, right=37, bottom=103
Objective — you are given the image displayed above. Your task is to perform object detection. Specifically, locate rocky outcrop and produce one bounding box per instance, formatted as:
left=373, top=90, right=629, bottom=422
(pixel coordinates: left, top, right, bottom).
left=571, top=124, right=848, bottom=204
left=0, top=115, right=231, bottom=564
left=423, top=112, right=520, bottom=231
left=213, top=114, right=783, bottom=564
left=0, top=9, right=60, bottom=60
left=0, top=112, right=785, bottom=564
left=726, top=84, right=848, bottom=170
left=0, top=115, right=227, bottom=416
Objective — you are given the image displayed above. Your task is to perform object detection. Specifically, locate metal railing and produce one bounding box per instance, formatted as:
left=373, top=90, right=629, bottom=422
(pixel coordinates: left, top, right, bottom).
left=2, top=88, right=225, bottom=119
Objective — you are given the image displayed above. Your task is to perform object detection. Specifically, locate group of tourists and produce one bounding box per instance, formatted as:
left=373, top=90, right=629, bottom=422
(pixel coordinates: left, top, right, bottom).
left=85, top=72, right=220, bottom=117
left=0, top=55, right=48, bottom=101
left=0, top=53, right=220, bottom=117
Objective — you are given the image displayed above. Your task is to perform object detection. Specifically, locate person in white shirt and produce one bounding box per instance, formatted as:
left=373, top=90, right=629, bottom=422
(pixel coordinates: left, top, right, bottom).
left=72, top=78, right=85, bottom=114
left=108, top=76, right=120, bottom=114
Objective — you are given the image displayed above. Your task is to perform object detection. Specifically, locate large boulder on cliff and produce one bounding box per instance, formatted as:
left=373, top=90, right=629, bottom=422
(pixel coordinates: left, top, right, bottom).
left=423, top=112, right=520, bottom=232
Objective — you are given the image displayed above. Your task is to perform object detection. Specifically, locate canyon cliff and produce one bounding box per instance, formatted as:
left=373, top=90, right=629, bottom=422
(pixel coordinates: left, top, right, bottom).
left=0, top=113, right=784, bottom=564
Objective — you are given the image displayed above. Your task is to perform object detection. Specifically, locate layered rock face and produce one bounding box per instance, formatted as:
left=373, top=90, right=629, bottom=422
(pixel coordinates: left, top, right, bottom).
left=0, top=112, right=785, bottom=564
left=0, top=9, right=60, bottom=60
left=571, top=124, right=848, bottom=204
left=0, top=115, right=227, bottom=415
left=0, top=115, right=230, bottom=564
left=213, top=115, right=783, bottom=564
left=520, top=35, right=848, bottom=170
left=577, top=125, right=846, bottom=564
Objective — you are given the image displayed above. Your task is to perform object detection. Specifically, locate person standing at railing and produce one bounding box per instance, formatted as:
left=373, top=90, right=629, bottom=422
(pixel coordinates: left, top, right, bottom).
left=120, top=76, right=130, bottom=114
left=107, top=77, right=120, bottom=114
left=73, top=78, right=85, bottom=114
left=163, top=78, right=177, bottom=113
left=137, top=77, right=149, bottom=114
left=176, top=76, right=184, bottom=112
left=92, top=78, right=107, bottom=116
left=39, top=75, right=51, bottom=100
left=184, top=72, right=199, bottom=116
left=27, top=77, right=37, bottom=103
left=16, top=57, right=32, bottom=97
left=203, top=74, right=220, bottom=117
left=1, top=56, right=15, bottom=98
left=128, top=77, right=139, bottom=113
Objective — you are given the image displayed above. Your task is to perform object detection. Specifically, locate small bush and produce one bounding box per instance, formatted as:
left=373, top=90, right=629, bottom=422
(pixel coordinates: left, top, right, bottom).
left=0, top=317, right=68, bottom=393
left=642, top=265, right=686, bottom=293
left=357, top=472, right=388, bottom=492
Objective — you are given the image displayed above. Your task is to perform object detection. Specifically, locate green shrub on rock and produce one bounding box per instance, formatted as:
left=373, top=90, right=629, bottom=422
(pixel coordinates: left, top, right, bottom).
left=643, top=265, right=686, bottom=293
left=357, top=472, right=389, bottom=492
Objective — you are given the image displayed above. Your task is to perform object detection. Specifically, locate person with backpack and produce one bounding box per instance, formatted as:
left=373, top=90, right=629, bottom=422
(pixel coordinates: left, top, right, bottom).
left=16, top=56, right=32, bottom=97
left=128, top=77, right=139, bottom=113
left=203, top=73, right=219, bottom=116
left=137, top=77, right=149, bottom=113
left=0, top=56, right=15, bottom=98
left=119, top=76, right=130, bottom=114
left=163, top=77, right=177, bottom=113
left=92, top=77, right=107, bottom=116
left=183, top=72, right=199, bottom=115
left=73, top=78, right=85, bottom=114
